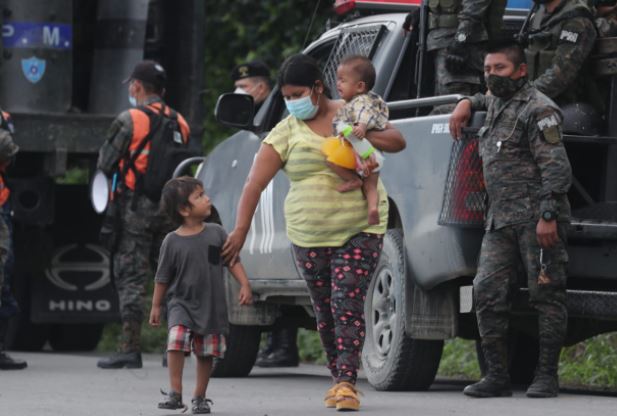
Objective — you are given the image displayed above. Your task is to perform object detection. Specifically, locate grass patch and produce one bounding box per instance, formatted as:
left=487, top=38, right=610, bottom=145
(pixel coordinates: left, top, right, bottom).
left=437, top=338, right=481, bottom=380
left=436, top=334, right=617, bottom=390
left=298, top=329, right=327, bottom=365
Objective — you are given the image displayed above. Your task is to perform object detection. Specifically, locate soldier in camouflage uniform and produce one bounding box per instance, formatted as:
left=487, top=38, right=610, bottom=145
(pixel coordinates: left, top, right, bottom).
left=427, top=0, right=507, bottom=97
left=521, top=0, right=598, bottom=109
left=96, top=61, right=190, bottom=369
left=450, top=41, right=572, bottom=398
left=0, top=115, right=26, bottom=370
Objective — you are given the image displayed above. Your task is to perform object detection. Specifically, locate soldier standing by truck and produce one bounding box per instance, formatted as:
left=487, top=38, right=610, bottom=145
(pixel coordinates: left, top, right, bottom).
left=96, top=61, right=191, bottom=369
left=520, top=0, right=598, bottom=109
left=426, top=0, right=507, bottom=96
left=449, top=41, right=572, bottom=398
left=0, top=111, right=26, bottom=370
left=231, top=60, right=272, bottom=114
left=230, top=59, right=300, bottom=368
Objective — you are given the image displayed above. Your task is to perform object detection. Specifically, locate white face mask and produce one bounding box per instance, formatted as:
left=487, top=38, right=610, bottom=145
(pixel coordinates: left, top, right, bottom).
left=128, top=93, right=137, bottom=107
left=234, top=87, right=249, bottom=95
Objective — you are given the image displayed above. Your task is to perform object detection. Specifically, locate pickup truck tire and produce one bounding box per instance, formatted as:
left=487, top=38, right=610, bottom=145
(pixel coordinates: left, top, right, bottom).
left=211, top=323, right=261, bottom=377
left=362, top=229, right=444, bottom=391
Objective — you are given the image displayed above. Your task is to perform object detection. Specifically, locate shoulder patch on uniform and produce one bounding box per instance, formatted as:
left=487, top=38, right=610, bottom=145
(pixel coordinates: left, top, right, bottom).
left=537, top=113, right=561, bottom=144
left=542, top=126, right=561, bottom=144
left=537, top=113, right=559, bottom=130
left=559, top=30, right=579, bottom=43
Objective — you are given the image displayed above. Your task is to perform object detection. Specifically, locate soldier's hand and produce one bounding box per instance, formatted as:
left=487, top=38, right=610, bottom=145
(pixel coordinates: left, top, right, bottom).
left=444, top=41, right=469, bottom=74
left=449, top=99, right=472, bottom=140
left=536, top=219, right=559, bottom=249
left=222, top=228, right=247, bottom=267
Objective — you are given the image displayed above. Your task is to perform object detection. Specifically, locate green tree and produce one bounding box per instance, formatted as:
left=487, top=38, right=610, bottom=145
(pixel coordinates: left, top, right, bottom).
left=203, top=0, right=332, bottom=152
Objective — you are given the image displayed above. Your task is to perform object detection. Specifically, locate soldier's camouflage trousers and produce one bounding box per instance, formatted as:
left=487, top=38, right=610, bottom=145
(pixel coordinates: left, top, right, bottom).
left=474, top=221, right=568, bottom=345
left=112, top=191, right=168, bottom=351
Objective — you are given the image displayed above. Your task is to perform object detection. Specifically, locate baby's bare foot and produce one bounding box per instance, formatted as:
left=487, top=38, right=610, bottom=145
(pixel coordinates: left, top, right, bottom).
left=337, top=178, right=363, bottom=193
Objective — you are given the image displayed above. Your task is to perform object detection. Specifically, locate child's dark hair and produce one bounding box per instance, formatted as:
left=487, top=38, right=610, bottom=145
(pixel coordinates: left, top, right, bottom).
left=277, top=53, right=331, bottom=97
left=340, top=55, right=376, bottom=91
left=160, top=176, right=203, bottom=225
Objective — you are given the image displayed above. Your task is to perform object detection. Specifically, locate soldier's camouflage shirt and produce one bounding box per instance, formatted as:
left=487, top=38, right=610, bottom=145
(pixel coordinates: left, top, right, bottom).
left=523, top=0, right=597, bottom=105
left=467, top=82, right=572, bottom=231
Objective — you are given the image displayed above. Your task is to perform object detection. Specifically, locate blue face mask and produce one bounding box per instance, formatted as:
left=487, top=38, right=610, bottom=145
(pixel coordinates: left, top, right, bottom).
left=128, top=93, right=137, bottom=107
left=284, top=87, right=319, bottom=120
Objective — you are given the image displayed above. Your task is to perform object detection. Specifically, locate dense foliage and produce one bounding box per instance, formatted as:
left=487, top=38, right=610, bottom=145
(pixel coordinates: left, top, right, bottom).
left=202, top=1, right=332, bottom=153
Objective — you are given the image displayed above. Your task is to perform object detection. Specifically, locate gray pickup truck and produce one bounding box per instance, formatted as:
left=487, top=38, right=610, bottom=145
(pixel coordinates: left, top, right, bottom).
left=192, top=0, right=617, bottom=390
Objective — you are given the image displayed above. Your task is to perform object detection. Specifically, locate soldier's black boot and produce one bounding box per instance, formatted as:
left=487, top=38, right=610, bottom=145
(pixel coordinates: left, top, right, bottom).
left=526, top=342, right=561, bottom=398
left=255, top=327, right=299, bottom=367
left=97, top=320, right=143, bottom=369
left=463, top=339, right=512, bottom=398
left=0, top=320, right=27, bottom=370
left=254, top=331, right=275, bottom=367
left=97, top=351, right=143, bottom=369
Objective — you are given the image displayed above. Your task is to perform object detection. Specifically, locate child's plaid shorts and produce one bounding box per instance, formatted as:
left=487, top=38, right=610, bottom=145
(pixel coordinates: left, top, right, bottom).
left=167, top=325, right=226, bottom=358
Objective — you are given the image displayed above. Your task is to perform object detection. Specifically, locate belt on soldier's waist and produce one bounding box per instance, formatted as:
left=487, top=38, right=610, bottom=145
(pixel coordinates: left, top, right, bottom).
left=428, top=13, right=458, bottom=30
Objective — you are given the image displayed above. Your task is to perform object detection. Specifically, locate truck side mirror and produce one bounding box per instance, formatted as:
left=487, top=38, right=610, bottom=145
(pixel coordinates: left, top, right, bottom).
left=215, top=93, right=255, bottom=129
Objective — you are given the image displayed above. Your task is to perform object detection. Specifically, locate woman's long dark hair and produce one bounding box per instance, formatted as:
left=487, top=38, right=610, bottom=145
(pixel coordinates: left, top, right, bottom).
left=277, top=54, right=331, bottom=98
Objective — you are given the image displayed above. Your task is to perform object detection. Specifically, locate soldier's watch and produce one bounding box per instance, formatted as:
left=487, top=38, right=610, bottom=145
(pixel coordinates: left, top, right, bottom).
left=456, top=32, right=467, bottom=43
left=541, top=210, right=557, bottom=221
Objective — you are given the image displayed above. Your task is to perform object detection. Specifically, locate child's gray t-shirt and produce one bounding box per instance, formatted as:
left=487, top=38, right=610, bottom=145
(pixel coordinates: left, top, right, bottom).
left=155, top=223, right=229, bottom=336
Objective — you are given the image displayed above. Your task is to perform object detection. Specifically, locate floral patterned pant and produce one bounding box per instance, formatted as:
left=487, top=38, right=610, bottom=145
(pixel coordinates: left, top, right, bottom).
left=293, top=232, right=383, bottom=383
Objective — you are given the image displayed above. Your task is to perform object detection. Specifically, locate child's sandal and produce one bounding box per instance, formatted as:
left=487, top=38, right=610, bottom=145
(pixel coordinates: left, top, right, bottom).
left=191, top=396, right=213, bottom=414
left=158, top=389, right=188, bottom=412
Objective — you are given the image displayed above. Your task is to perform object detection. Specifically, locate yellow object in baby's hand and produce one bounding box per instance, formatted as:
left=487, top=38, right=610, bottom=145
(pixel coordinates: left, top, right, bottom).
left=321, top=137, right=356, bottom=170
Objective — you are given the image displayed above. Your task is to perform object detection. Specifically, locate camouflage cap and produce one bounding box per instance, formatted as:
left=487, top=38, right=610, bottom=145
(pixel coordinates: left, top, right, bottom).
left=0, top=130, right=19, bottom=159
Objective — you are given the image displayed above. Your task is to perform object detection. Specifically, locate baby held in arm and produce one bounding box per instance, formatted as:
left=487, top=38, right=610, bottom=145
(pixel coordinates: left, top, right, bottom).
left=323, top=55, right=388, bottom=225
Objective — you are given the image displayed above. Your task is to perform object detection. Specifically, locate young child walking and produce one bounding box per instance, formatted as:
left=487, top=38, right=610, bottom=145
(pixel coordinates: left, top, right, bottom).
left=150, top=176, right=252, bottom=414
left=324, top=54, right=389, bottom=225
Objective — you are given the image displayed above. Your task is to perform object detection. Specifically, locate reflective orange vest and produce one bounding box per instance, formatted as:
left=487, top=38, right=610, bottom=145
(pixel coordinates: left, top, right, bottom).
left=0, top=111, right=13, bottom=206
left=119, top=102, right=190, bottom=191
left=0, top=173, right=9, bottom=207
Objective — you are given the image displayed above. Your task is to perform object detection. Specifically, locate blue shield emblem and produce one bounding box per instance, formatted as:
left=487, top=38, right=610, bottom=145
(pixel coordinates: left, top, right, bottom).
left=21, top=56, right=46, bottom=84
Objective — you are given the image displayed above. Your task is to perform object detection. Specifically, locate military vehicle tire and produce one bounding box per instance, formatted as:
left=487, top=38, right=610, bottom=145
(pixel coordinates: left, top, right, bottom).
left=362, top=229, right=444, bottom=391
left=49, top=323, right=104, bottom=351
left=211, top=323, right=261, bottom=377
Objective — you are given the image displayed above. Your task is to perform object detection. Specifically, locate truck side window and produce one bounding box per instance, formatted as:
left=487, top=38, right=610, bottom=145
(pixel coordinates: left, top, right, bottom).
left=386, top=33, right=418, bottom=103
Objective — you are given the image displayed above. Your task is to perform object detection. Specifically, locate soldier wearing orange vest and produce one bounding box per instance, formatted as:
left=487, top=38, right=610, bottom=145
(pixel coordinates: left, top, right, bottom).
left=96, top=61, right=190, bottom=369
left=0, top=110, right=26, bottom=370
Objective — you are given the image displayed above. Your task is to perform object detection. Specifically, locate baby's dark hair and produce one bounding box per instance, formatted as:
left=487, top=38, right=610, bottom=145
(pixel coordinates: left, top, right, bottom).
left=160, top=176, right=203, bottom=225
left=339, top=55, right=376, bottom=91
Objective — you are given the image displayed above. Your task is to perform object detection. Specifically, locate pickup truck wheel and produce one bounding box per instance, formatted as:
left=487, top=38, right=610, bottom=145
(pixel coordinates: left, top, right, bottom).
left=362, top=229, right=444, bottom=391
left=211, top=324, right=261, bottom=377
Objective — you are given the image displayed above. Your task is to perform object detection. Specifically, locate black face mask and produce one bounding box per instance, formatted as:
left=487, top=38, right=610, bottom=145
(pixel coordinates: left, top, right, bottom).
left=486, top=74, right=527, bottom=99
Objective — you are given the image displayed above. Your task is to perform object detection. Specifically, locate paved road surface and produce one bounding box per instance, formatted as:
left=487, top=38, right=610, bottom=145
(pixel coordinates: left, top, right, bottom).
left=0, top=352, right=615, bottom=416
